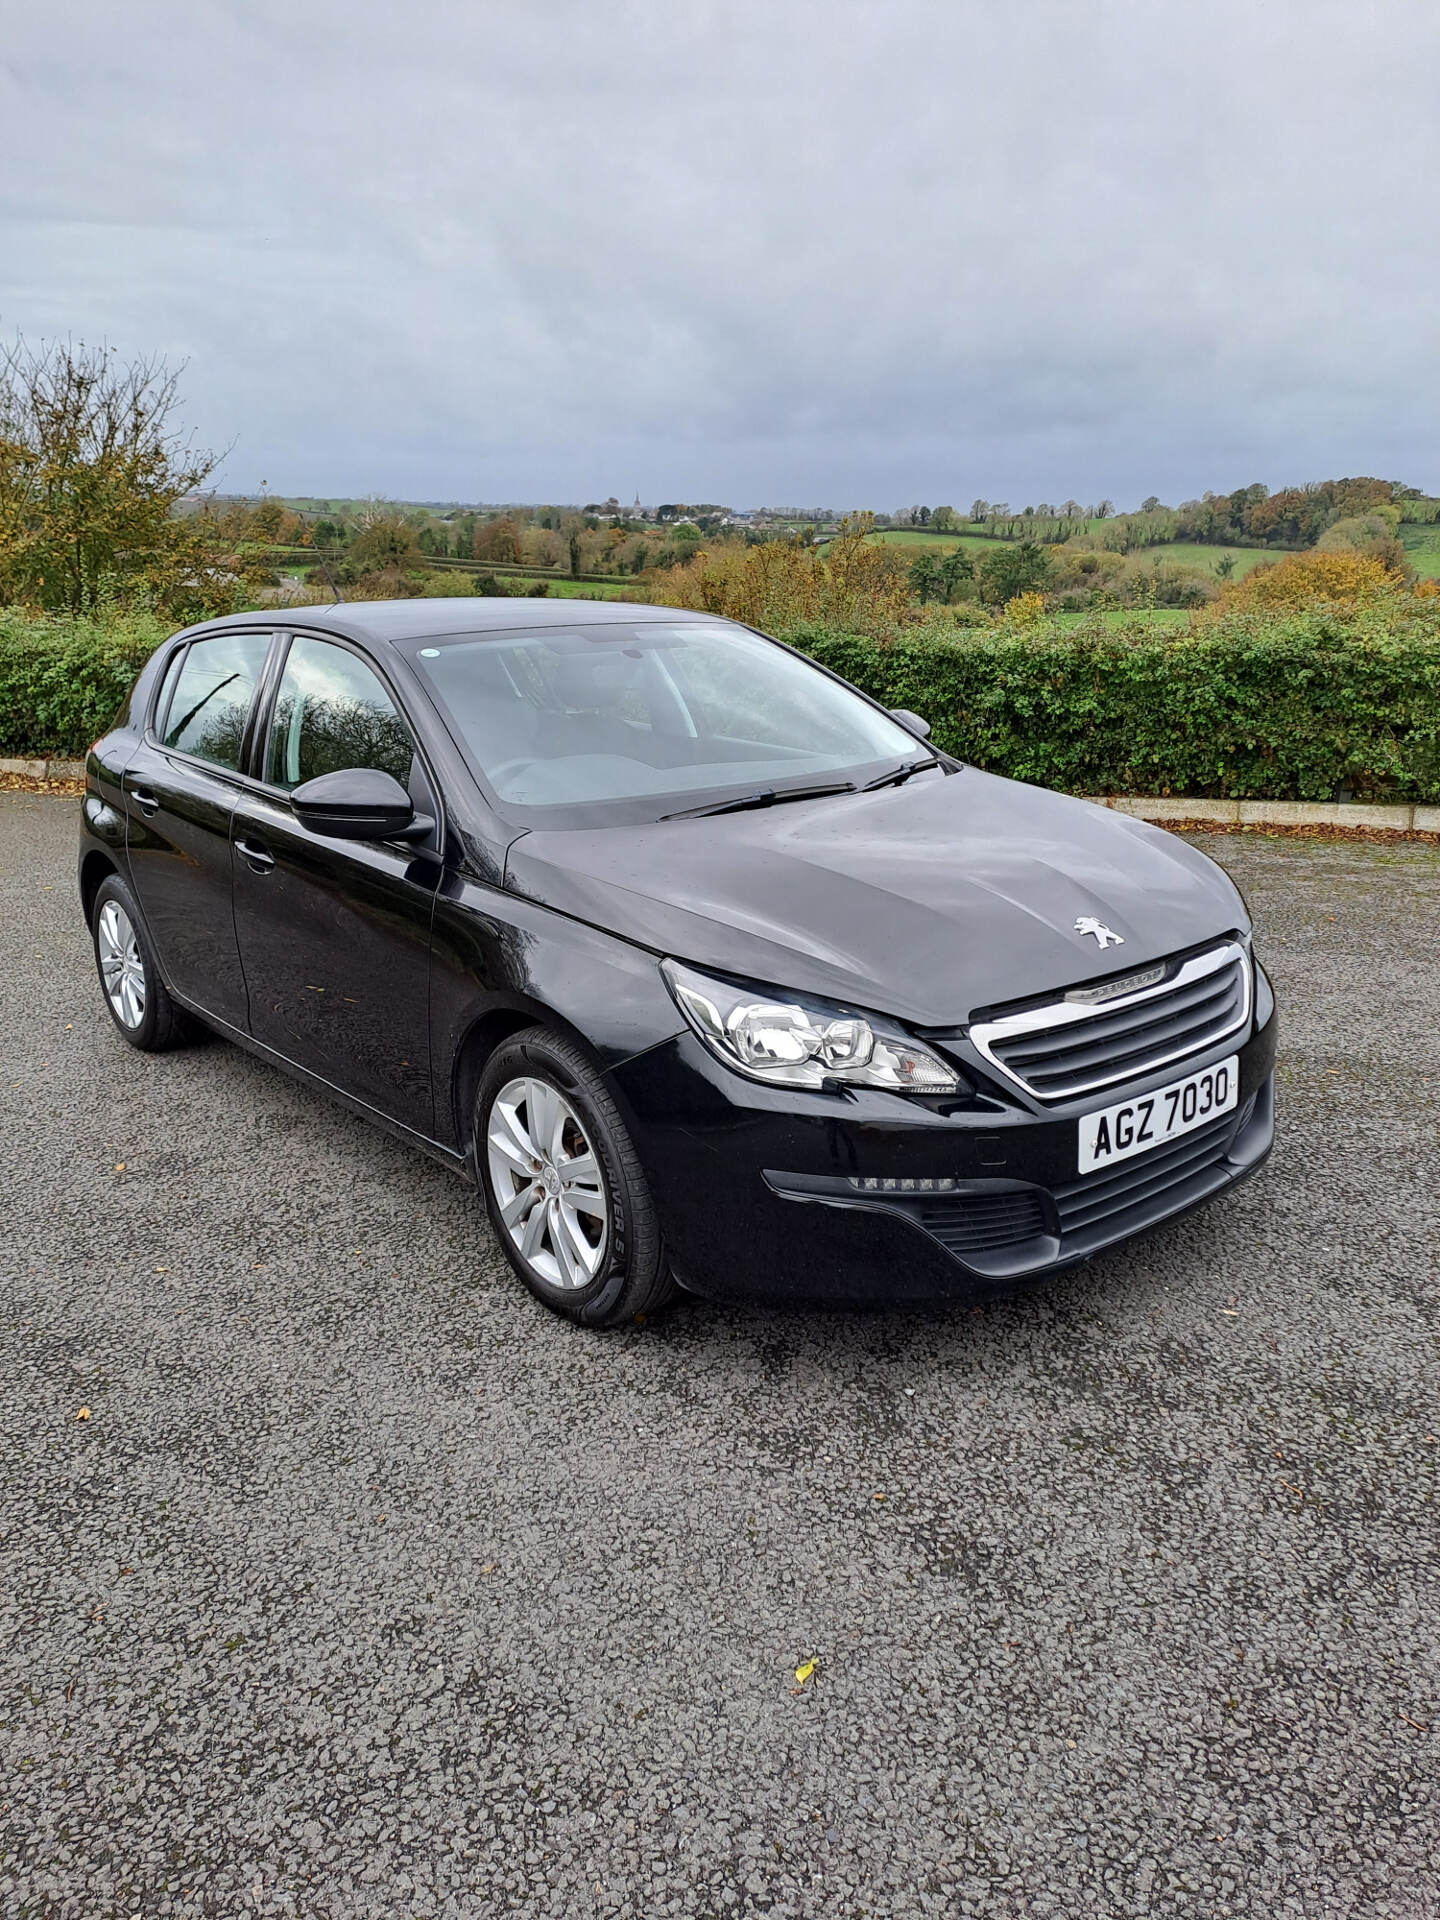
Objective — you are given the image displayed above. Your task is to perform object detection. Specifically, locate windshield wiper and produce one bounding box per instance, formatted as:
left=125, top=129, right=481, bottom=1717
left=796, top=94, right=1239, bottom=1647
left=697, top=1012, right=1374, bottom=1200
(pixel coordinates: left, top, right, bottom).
left=661, top=779, right=856, bottom=821
left=858, top=755, right=941, bottom=792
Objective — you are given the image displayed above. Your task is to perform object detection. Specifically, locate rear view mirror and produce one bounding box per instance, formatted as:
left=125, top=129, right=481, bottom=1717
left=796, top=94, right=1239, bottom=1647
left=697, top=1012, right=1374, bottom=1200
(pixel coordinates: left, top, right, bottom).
left=889, top=708, right=932, bottom=740
left=290, top=767, right=425, bottom=840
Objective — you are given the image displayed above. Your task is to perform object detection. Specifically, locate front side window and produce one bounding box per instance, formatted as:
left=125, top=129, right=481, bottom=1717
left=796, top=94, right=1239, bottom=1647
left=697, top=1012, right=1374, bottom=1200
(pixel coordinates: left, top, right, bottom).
left=162, top=632, right=271, bottom=770
left=408, top=619, right=921, bottom=824
left=264, top=636, right=415, bottom=791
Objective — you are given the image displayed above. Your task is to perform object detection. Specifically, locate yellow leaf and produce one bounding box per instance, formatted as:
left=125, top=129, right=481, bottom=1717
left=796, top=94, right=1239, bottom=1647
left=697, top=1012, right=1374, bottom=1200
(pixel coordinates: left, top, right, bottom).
left=75, top=1407, right=91, bottom=1421
left=793, top=1659, right=816, bottom=1685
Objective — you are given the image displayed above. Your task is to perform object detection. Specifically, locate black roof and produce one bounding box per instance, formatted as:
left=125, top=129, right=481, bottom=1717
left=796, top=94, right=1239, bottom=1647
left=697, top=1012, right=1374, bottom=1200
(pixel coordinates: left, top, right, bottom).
left=188, top=596, right=689, bottom=646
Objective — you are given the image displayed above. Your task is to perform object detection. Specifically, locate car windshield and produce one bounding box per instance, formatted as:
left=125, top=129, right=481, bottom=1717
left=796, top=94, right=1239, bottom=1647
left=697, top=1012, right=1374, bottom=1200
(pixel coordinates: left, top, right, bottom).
left=405, top=619, right=925, bottom=825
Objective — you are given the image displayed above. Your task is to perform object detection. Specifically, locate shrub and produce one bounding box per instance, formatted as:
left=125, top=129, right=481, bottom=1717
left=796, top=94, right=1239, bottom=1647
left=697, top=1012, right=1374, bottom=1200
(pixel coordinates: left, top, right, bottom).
left=0, top=609, right=168, bottom=755
left=1212, top=549, right=1399, bottom=613
left=1001, top=591, right=1046, bottom=626
left=5, top=597, right=1440, bottom=800
left=783, top=604, right=1440, bottom=802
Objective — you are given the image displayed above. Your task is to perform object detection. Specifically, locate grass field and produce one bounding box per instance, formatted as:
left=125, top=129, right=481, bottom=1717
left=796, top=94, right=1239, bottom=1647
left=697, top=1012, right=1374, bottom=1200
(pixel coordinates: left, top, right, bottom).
left=1400, top=524, right=1440, bottom=579
left=543, top=579, right=642, bottom=600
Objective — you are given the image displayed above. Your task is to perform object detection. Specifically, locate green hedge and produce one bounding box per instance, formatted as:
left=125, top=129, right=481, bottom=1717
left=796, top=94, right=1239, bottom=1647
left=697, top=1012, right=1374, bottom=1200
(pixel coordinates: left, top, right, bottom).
left=787, top=606, right=1440, bottom=802
left=0, top=611, right=167, bottom=758
left=3, top=603, right=1439, bottom=801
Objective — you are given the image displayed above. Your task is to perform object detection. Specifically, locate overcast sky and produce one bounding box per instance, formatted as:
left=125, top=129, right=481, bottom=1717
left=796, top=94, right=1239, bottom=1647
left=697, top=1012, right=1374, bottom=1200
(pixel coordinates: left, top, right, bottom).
left=4, top=0, right=1436, bottom=510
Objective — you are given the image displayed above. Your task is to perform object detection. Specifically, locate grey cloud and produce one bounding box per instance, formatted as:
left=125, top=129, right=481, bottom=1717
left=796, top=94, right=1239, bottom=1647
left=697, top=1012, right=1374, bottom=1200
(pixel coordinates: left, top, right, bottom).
left=4, top=0, right=1437, bottom=507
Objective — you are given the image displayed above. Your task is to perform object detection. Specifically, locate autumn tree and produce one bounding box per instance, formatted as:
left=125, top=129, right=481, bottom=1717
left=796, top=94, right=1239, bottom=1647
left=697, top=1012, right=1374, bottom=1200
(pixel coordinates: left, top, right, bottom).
left=347, top=514, right=424, bottom=575
left=474, top=516, right=523, bottom=564
left=0, top=332, right=232, bottom=617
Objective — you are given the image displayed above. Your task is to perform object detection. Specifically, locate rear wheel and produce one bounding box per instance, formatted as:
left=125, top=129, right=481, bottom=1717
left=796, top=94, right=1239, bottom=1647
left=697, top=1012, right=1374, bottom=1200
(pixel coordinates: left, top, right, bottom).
left=91, top=874, right=192, bottom=1051
left=477, top=1027, right=676, bottom=1327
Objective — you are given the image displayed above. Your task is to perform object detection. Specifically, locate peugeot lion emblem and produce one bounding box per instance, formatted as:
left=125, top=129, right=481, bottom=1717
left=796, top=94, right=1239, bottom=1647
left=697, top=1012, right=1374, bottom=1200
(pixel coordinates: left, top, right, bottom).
left=1074, top=916, right=1125, bottom=950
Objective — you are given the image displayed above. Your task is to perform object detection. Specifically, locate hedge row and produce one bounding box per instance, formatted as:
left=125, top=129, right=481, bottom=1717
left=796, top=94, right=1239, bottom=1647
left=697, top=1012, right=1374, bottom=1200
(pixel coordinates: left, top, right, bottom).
left=3, top=603, right=1439, bottom=802
left=792, top=607, right=1440, bottom=802
left=0, top=611, right=167, bottom=758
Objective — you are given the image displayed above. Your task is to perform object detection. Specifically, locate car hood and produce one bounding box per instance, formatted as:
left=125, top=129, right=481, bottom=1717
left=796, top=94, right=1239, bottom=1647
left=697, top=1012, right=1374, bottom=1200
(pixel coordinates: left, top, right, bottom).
left=501, top=767, right=1249, bottom=1027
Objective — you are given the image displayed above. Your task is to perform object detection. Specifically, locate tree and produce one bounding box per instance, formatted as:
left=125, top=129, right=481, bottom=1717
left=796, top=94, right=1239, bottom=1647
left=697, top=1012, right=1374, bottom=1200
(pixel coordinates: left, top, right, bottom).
left=978, top=540, right=1051, bottom=606
left=0, top=332, right=230, bottom=617
left=249, top=492, right=285, bottom=542
left=474, top=516, right=523, bottom=564
left=1140, top=495, right=1162, bottom=513
left=969, top=499, right=989, bottom=524
left=568, top=529, right=583, bottom=578
left=939, top=547, right=974, bottom=602
left=346, top=514, right=424, bottom=576
left=908, top=552, right=943, bottom=603
left=932, top=505, right=956, bottom=531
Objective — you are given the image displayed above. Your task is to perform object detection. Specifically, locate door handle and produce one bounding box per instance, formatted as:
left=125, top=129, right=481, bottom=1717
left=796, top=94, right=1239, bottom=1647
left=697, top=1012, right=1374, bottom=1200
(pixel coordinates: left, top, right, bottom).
left=131, top=787, right=160, bottom=816
left=235, top=837, right=275, bottom=873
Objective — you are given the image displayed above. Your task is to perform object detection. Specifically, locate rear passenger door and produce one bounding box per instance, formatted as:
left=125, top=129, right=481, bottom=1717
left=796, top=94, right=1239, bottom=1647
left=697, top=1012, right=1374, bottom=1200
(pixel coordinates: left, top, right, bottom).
left=123, top=629, right=274, bottom=1027
left=229, top=633, right=440, bottom=1138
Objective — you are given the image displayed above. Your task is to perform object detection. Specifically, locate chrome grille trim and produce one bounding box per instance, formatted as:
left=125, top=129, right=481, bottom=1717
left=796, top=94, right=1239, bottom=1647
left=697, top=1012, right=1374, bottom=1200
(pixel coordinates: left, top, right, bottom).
left=968, top=941, right=1251, bottom=1103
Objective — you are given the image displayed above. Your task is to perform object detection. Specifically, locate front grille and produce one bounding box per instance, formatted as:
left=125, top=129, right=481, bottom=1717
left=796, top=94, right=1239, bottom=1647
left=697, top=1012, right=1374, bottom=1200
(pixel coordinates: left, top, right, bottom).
left=905, top=1088, right=1257, bottom=1262
left=968, top=941, right=1250, bottom=1103
left=918, top=1190, right=1048, bottom=1255
left=1053, top=1093, right=1255, bottom=1241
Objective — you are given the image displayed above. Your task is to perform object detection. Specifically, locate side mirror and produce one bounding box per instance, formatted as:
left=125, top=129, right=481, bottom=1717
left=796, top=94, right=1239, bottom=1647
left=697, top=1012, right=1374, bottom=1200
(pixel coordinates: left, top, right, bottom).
left=889, top=708, right=932, bottom=740
left=290, top=767, right=426, bottom=841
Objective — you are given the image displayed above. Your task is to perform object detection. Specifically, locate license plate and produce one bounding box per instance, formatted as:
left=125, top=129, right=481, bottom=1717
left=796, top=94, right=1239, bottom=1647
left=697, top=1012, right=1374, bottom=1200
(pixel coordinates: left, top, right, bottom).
left=1077, top=1055, right=1239, bottom=1175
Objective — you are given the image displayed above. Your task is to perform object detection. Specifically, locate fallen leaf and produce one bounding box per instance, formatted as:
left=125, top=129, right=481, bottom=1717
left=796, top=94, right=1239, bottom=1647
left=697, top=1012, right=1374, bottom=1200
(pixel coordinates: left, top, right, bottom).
left=113, top=1163, right=125, bottom=1173
left=793, top=1659, right=817, bottom=1686
left=75, top=1407, right=91, bottom=1422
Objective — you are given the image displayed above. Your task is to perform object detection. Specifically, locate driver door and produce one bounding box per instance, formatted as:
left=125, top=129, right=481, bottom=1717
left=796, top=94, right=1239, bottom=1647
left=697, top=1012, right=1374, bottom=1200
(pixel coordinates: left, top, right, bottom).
left=229, top=633, right=441, bottom=1137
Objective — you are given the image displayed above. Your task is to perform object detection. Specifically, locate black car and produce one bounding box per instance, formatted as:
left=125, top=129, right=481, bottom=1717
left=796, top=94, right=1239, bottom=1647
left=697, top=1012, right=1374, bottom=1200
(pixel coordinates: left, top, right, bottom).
left=80, top=599, right=1275, bottom=1326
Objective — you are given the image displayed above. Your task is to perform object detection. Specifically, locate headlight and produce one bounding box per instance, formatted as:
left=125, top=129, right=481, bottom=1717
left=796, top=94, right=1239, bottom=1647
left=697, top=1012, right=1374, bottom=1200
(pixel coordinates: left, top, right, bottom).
left=662, top=959, right=963, bottom=1093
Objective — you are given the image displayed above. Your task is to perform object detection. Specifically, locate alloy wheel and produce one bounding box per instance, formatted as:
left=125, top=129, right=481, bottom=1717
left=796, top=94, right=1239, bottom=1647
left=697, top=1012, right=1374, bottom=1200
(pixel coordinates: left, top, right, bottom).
left=97, top=900, right=146, bottom=1029
left=486, top=1075, right=610, bottom=1289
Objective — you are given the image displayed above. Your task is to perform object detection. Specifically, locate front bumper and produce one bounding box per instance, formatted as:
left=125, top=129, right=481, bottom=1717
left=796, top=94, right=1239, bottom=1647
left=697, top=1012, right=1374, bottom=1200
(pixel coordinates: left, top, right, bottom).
left=608, top=1000, right=1277, bottom=1308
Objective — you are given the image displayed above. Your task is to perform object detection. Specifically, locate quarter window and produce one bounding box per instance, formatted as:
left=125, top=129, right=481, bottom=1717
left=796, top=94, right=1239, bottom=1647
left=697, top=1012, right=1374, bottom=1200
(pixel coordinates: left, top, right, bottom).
left=264, top=636, right=415, bottom=791
left=162, top=632, right=271, bottom=770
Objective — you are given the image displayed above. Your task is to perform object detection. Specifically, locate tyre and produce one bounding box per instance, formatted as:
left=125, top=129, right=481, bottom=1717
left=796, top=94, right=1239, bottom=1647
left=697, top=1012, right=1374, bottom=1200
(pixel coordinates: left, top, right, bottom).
left=476, top=1026, right=676, bottom=1327
left=91, top=873, right=193, bottom=1052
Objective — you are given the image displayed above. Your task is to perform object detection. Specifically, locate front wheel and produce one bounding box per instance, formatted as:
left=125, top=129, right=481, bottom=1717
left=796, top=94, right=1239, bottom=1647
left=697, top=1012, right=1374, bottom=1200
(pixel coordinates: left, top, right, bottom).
left=476, top=1028, right=676, bottom=1327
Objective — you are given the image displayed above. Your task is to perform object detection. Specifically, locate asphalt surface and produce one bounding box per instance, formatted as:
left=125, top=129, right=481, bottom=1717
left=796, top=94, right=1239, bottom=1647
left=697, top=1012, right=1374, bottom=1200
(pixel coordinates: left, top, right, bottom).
left=2, top=792, right=1439, bottom=1920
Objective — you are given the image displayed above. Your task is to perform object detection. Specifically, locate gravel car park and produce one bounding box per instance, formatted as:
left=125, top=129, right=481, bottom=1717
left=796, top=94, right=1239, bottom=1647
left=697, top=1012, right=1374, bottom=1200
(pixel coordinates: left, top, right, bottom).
left=4, top=792, right=1439, bottom=1917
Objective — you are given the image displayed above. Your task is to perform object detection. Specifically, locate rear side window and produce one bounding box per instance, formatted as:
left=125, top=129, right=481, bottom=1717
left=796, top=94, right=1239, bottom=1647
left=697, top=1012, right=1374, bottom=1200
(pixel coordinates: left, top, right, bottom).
left=162, top=633, right=271, bottom=770
left=263, top=636, right=414, bottom=791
